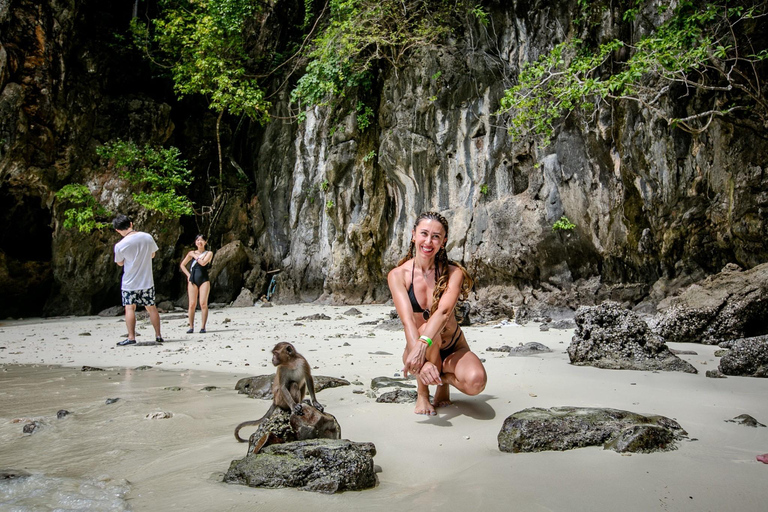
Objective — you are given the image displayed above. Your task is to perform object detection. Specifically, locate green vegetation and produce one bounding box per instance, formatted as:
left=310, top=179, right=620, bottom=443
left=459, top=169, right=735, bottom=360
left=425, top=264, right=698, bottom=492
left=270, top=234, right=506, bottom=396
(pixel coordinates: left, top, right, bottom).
left=320, top=179, right=330, bottom=192
left=480, top=183, right=489, bottom=195
left=497, top=1, right=768, bottom=147
left=325, top=199, right=335, bottom=212
left=97, top=140, right=194, bottom=219
left=362, top=150, right=376, bottom=163
left=552, top=216, right=576, bottom=231
left=131, top=0, right=270, bottom=183
left=55, top=184, right=112, bottom=233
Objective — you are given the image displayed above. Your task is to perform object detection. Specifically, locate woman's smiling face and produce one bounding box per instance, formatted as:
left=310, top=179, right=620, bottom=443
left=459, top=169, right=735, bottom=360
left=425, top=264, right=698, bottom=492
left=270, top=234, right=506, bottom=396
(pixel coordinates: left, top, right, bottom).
left=412, top=219, right=446, bottom=259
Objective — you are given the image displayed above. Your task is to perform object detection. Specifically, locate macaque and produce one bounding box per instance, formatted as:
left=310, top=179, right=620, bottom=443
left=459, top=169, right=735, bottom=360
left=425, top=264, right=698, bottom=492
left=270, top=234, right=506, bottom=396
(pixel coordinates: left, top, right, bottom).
left=234, top=342, right=323, bottom=442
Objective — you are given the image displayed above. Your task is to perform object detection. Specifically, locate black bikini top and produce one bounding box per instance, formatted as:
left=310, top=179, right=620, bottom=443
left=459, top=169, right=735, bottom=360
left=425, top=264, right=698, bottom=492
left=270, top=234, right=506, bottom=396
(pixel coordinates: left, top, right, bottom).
left=408, top=263, right=438, bottom=320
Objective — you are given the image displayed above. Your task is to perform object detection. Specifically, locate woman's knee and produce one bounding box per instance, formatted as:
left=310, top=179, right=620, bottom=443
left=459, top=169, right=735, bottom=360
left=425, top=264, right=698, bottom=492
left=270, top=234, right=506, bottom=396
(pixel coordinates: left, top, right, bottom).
left=462, top=368, right=487, bottom=396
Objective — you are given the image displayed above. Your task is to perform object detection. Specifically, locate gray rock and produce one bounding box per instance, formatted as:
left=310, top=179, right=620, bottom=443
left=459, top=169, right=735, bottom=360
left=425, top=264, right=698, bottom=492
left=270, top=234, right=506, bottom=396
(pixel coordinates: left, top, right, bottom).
left=498, top=407, right=687, bottom=453
left=133, top=365, right=153, bottom=370
left=297, top=313, right=331, bottom=321
left=343, top=308, right=363, bottom=316
left=235, top=375, right=350, bottom=399
left=376, top=389, right=419, bottom=403
left=568, top=302, right=697, bottom=373
left=718, top=335, right=768, bottom=377
left=156, top=300, right=175, bottom=312
left=0, top=469, right=31, bottom=480
left=654, top=263, right=768, bottom=344
left=231, top=288, right=255, bottom=307
left=549, top=319, right=576, bottom=330
left=22, top=421, right=42, bottom=434
left=56, top=410, right=70, bottom=419
left=705, top=369, right=727, bottom=378
left=725, top=414, right=766, bottom=427
left=370, top=376, right=416, bottom=390
left=224, top=439, right=377, bottom=493
left=97, top=305, right=124, bottom=317
left=209, top=241, right=253, bottom=304
left=487, top=345, right=512, bottom=352
left=81, top=366, right=104, bottom=372
left=374, top=318, right=403, bottom=331
left=508, top=342, right=552, bottom=357
left=105, top=398, right=119, bottom=405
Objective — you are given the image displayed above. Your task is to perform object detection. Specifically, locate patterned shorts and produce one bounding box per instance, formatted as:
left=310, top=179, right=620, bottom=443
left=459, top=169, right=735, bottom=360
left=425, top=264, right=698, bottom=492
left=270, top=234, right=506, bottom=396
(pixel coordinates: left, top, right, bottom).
left=121, top=287, right=156, bottom=307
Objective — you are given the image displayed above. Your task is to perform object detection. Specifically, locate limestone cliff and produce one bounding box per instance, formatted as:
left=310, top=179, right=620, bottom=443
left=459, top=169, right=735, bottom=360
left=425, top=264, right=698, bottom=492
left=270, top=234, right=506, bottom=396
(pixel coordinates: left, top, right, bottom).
left=1, top=0, right=766, bottom=317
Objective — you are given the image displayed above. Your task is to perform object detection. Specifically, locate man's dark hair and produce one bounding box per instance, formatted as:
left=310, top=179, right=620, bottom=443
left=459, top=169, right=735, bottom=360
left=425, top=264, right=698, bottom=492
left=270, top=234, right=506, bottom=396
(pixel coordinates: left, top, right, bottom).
left=112, top=214, right=132, bottom=231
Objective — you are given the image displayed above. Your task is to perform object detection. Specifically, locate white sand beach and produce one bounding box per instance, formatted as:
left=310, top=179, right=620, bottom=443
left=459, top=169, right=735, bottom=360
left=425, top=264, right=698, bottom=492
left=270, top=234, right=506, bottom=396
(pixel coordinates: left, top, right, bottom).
left=1, top=303, right=767, bottom=511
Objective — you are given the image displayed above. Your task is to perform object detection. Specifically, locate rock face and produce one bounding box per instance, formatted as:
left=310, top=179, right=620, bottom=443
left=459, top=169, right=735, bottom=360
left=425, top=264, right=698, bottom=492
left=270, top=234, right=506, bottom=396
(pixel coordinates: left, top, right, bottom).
left=1, top=1, right=767, bottom=316
left=718, top=335, right=768, bottom=377
left=234, top=375, right=350, bottom=399
left=654, top=264, right=768, bottom=345
left=568, top=302, right=697, bottom=373
left=498, top=407, right=687, bottom=454
left=224, top=438, right=377, bottom=493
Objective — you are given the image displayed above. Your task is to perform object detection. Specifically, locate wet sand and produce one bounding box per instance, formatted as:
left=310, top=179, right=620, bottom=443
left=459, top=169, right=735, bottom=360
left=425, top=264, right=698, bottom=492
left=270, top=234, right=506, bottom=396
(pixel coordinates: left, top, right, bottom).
left=1, top=304, right=767, bottom=511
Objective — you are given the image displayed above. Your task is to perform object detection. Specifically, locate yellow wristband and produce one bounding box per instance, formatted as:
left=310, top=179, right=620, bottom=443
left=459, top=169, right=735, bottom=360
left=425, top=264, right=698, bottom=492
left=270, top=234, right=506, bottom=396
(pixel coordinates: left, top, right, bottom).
left=419, top=335, right=432, bottom=347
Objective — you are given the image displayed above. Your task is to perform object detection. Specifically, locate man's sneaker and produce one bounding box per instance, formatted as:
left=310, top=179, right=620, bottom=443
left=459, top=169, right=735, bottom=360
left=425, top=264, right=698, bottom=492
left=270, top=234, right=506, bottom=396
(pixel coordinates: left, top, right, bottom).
left=117, top=339, right=136, bottom=346
left=156, top=337, right=164, bottom=343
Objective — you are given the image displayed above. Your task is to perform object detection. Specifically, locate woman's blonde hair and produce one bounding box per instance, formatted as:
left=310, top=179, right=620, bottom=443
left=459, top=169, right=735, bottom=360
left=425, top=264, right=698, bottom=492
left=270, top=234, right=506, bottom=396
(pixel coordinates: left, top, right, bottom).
left=398, top=211, right=473, bottom=317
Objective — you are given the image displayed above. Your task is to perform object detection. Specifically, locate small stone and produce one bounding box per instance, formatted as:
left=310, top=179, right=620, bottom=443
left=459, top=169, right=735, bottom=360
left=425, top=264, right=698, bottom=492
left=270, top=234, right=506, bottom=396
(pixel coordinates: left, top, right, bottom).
left=105, top=398, right=120, bottom=405
left=57, top=410, right=70, bottom=419
left=145, top=412, right=173, bottom=420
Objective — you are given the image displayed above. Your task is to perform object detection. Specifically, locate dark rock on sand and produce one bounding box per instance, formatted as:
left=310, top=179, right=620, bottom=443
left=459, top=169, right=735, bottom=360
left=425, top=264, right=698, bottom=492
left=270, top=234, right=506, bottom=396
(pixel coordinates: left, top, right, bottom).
left=714, top=349, right=729, bottom=357
left=706, top=369, right=727, bottom=378
left=508, top=342, right=552, bottom=357
left=376, top=389, right=419, bottom=404
left=297, top=313, right=331, bottom=321
left=22, top=421, right=42, bottom=434
left=725, top=414, right=766, bottom=427
left=225, top=438, right=377, bottom=493
left=654, top=263, right=768, bottom=345
left=97, top=305, right=124, bottom=317
left=718, top=335, right=768, bottom=377
left=549, top=319, right=577, bottom=330
left=487, top=345, right=512, bottom=352
left=133, top=365, right=153, bottom=370
left=239, top=406, right=341, bottom=455
left=81, top=366, right=104, bottom=372
left=105, top=398, right=119, bottom=405
left=235, top=375, right=350, bottom=399
left=498, top=407, right=687, bottom=453
left=375, top=318, right=403, bottom=331
left=343, top=308, right=363, bottom=316
left=0, top=469, right=31, bottom=480
left=568, top=302, right=697, bottom=373
left=200, top=386, right=219, bottom=391
left=56, top=410, right=70, bottom=419
left=370, top=376, right=416, bottom=390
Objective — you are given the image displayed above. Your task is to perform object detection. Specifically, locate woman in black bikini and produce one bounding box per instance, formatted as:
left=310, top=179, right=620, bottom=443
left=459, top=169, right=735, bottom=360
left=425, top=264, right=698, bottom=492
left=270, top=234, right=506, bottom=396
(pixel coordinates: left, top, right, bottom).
left=180, top=235, right=213, bottom=333
left=388, top=212, right=487, bottom=415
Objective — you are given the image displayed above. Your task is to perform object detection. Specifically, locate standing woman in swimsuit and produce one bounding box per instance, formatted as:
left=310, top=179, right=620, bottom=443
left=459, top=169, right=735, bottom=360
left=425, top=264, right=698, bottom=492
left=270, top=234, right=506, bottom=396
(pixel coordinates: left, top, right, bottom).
left=180, top=235, right=213, bottom=333
left=388, top=212, right=487, bottom=415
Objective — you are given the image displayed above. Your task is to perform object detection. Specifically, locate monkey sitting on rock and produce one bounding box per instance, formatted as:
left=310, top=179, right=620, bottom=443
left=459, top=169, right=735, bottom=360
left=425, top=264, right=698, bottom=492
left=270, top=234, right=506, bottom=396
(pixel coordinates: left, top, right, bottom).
left=234, top=342, right=324, bottom=443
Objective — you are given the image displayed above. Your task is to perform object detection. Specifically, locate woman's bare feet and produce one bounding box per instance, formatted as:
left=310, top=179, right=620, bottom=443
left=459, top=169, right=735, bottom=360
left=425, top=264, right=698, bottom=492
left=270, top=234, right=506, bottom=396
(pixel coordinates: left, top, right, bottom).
left=433, top=383, right=452, bottom=408
left=757, top=454, right=768, bottom=464
left=414, top=393, right=436, bottom=415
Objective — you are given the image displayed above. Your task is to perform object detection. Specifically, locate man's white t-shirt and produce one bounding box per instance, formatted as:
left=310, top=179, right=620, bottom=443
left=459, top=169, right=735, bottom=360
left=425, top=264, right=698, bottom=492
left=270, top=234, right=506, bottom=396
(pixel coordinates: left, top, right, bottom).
left=114, top=232, right=159, bottom=291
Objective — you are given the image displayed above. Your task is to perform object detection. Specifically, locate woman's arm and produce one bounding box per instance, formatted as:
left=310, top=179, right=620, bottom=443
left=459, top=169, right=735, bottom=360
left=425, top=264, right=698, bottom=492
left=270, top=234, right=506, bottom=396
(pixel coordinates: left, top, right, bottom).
left=180, top=251, right=194, bottom=278
left=418, top=265, right=464, bottom=342
left=197, top=251, right=213, bottom=266
left=388, top=265, right=428, bottom=375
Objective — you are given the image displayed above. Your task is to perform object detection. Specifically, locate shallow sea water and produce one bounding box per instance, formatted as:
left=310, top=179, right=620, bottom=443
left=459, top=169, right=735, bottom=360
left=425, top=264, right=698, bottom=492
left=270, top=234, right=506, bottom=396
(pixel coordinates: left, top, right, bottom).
left=0, top=364, right=253, bottom=511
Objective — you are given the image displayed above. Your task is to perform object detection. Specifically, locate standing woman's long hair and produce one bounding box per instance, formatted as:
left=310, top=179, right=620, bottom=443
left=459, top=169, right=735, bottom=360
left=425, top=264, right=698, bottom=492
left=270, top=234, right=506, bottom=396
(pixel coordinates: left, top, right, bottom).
left=398, top=211, right=473, bottom=317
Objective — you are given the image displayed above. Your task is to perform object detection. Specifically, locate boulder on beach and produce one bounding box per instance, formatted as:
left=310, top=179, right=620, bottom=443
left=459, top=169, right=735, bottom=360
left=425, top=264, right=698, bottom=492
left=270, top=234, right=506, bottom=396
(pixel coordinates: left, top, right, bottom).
left=508, top=342, right=552, bottom=357
left=224, top=438, right=377, bottom=493
left=498, top=406, right=687, bottom=453
left=568, top=302, right=697, bottom=373
left=241, top=405, right=342, bottom=454
left=718, top=335, right=768, bottom=377
left=654, top=263, right=768, bottom=345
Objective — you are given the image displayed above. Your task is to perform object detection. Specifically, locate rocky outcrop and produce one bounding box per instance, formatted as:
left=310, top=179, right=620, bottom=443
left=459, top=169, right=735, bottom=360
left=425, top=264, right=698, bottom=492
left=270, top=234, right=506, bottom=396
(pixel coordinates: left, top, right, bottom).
left=224, top=438, right=377, bottom=493
left=718, top=335, right=768, bottom=377
left=653, top=264, right=768, bottom=345
left=243, top=406, right=341, bottom=455
left=1, top=1, right=767, bottom=316
left=498, top=407, right=687, bottom=453
left=568, top=302, right=697, bottom=373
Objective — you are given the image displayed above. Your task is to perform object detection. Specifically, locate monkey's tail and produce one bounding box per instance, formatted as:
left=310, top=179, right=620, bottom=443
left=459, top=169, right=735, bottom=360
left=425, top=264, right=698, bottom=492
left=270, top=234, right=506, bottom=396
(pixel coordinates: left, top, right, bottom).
left=234, top=420, right=261, bottom=442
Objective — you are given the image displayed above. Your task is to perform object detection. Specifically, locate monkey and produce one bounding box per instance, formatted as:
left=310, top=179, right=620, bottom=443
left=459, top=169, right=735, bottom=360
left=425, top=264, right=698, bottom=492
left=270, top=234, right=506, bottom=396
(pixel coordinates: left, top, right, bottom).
left=234, top=342, right=324, bottom=442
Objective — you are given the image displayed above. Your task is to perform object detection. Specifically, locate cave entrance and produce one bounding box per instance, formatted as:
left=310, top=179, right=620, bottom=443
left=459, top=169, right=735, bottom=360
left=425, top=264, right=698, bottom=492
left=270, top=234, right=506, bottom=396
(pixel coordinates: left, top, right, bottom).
left=0, top=187, right=53, bottom=318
